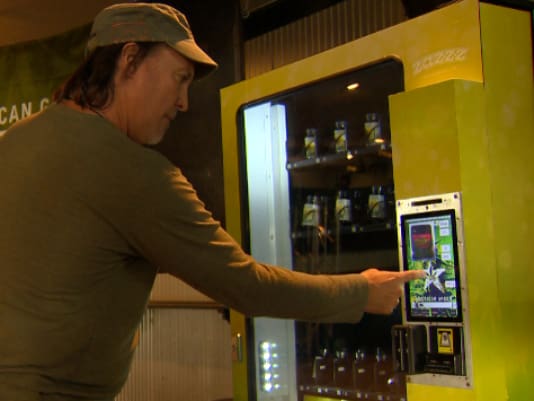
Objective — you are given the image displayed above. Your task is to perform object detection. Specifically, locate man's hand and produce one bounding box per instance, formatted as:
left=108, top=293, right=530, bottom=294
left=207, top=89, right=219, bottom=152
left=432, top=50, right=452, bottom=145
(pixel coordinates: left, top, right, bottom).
left=361, top=268, right=426, bottom=315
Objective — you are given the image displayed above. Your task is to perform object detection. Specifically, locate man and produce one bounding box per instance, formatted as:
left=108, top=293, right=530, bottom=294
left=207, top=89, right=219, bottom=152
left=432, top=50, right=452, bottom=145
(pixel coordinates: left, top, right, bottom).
left=0, top=3, right=424, bottom=400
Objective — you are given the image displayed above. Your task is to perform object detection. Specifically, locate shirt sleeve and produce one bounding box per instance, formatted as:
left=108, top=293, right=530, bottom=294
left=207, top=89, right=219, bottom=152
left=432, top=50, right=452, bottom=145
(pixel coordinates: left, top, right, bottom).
left=109, top=158, right=369, bottom=323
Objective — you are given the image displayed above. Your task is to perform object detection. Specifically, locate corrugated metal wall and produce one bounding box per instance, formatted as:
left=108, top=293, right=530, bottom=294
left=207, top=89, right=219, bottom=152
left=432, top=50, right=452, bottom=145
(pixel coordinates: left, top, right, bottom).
left=114, top=277, right=232, bottom=401
left=115, top=306, right=233, bottom=401
left=244, top=0, right=407, bottom=78
left=113, top=1, right=407, bottom=400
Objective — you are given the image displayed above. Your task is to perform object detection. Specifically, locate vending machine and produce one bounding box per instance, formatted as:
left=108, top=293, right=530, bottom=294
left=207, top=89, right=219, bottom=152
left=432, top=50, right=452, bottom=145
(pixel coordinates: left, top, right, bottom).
left=221, top=1, right=533, bottom=400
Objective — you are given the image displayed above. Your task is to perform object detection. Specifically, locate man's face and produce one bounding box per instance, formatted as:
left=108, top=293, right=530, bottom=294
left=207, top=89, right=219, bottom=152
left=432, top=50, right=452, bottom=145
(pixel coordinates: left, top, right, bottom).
left=121, top=44, right=195, bottom=145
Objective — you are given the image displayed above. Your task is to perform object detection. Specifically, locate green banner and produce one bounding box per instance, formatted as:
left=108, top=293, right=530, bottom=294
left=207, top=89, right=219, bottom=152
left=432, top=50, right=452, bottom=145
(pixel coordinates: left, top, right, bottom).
left=0, top=24, right=90, bottom=135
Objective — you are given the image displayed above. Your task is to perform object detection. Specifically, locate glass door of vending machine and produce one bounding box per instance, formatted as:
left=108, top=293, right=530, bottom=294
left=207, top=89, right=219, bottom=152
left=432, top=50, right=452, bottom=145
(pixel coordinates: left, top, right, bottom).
left=238, top=58, right=405, bottom=401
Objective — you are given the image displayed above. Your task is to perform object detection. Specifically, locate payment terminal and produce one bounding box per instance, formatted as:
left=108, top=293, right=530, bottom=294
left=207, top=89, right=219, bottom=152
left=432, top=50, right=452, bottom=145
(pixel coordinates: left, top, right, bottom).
left=392, top=192, right=473, bottom=388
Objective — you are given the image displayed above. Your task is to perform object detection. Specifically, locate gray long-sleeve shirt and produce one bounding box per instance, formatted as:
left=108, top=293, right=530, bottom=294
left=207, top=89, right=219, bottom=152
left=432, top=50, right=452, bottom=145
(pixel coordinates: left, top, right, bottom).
left=0, top=103, right=368, bottom=400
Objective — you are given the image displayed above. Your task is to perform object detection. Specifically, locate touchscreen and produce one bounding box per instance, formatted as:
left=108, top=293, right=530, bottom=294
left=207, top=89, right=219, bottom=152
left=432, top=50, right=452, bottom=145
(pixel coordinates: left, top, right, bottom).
left=401, top=210, right=462, bottom=322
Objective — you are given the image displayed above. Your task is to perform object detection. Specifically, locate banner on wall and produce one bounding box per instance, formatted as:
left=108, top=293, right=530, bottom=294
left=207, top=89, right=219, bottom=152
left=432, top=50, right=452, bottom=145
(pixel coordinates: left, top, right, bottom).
left=0, top=24, right=90, bottom=136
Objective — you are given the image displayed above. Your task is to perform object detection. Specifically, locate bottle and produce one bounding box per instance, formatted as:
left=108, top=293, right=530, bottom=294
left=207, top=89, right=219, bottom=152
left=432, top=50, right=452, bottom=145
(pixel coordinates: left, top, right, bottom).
left=333, top=349, right=352, bottom=388
left=335, top=190, right=352, bottom=224
left=364, top=113, right=383, bottom=145
left=353, top=348, right=373, bottom=392
left=312, top=348, right=333, bottom=387
left=374, top=347, right=393, bottom=394
left=368, top=186, right=386, bottom=220
left=304, top=128, right=319, bottom=159
left=334, top=120, right=348, bottom=153
left=302, top=195, right=321, bottom=227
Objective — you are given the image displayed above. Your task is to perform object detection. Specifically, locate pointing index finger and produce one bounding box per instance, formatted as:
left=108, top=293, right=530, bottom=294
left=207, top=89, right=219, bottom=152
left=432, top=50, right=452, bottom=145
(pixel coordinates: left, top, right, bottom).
left=397, top=269, right=426, bottom=283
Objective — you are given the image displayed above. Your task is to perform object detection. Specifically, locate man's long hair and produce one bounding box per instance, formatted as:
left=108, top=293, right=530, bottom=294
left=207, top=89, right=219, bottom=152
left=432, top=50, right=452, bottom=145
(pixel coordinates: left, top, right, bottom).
left=53, top=42, right=158, bottom=110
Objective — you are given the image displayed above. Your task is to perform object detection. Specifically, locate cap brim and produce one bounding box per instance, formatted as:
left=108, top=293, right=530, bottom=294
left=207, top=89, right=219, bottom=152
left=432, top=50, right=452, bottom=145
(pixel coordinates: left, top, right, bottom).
left=171, top=39, right=218, bottom=79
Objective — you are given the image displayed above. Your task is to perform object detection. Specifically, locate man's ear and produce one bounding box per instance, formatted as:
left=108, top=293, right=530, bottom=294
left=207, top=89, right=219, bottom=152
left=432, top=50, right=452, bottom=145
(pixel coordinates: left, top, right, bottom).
left=117, top=42, right=141, bottom=78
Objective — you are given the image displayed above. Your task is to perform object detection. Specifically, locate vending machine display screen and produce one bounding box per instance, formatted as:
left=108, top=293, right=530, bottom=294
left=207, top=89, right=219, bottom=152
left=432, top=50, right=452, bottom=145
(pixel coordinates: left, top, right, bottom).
left=401, top=210, right=463, bottom=322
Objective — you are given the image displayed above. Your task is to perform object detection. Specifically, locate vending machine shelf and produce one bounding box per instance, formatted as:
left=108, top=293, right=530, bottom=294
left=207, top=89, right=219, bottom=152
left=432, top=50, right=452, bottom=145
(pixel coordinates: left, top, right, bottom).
left=299, top=385, right=407, bottom=401
left=286, top=143, right=392, bottom=171
left=292, top=220, right=395, bottom=238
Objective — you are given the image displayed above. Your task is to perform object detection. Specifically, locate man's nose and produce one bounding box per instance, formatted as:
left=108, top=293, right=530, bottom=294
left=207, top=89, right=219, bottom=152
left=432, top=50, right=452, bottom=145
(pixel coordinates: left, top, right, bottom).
left=175, top=95, right=189, bottom=112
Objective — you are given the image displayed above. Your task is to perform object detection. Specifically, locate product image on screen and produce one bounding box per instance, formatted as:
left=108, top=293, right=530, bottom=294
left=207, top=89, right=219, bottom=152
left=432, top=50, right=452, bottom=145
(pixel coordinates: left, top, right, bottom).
left=401, top=210, right=462, bottom=322
left=410, top=223, right=435, bottom=260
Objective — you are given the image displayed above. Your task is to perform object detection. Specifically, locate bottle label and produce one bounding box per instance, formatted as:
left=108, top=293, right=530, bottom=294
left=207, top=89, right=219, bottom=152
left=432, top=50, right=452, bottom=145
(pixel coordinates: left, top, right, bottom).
left=334, top=128, right=347, bottom=153
left=336, top=198, right=352, bottom=222
left=364, top=119, right=382, bottom=144
left=304, top=136, right=317, bottom=158
left=368, top=194, right=385, bottom=219
left=302, top=203, right=320, bottom=226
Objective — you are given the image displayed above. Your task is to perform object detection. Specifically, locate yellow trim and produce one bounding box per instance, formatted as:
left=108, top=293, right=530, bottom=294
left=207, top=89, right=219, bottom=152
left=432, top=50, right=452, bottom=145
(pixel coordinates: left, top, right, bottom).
left=230, top=310, right=249, bottom=400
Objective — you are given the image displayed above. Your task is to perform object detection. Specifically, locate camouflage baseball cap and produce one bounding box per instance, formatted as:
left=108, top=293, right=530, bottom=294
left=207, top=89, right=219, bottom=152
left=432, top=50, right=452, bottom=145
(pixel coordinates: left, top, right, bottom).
left=86, top=2, right=218, bottom=79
